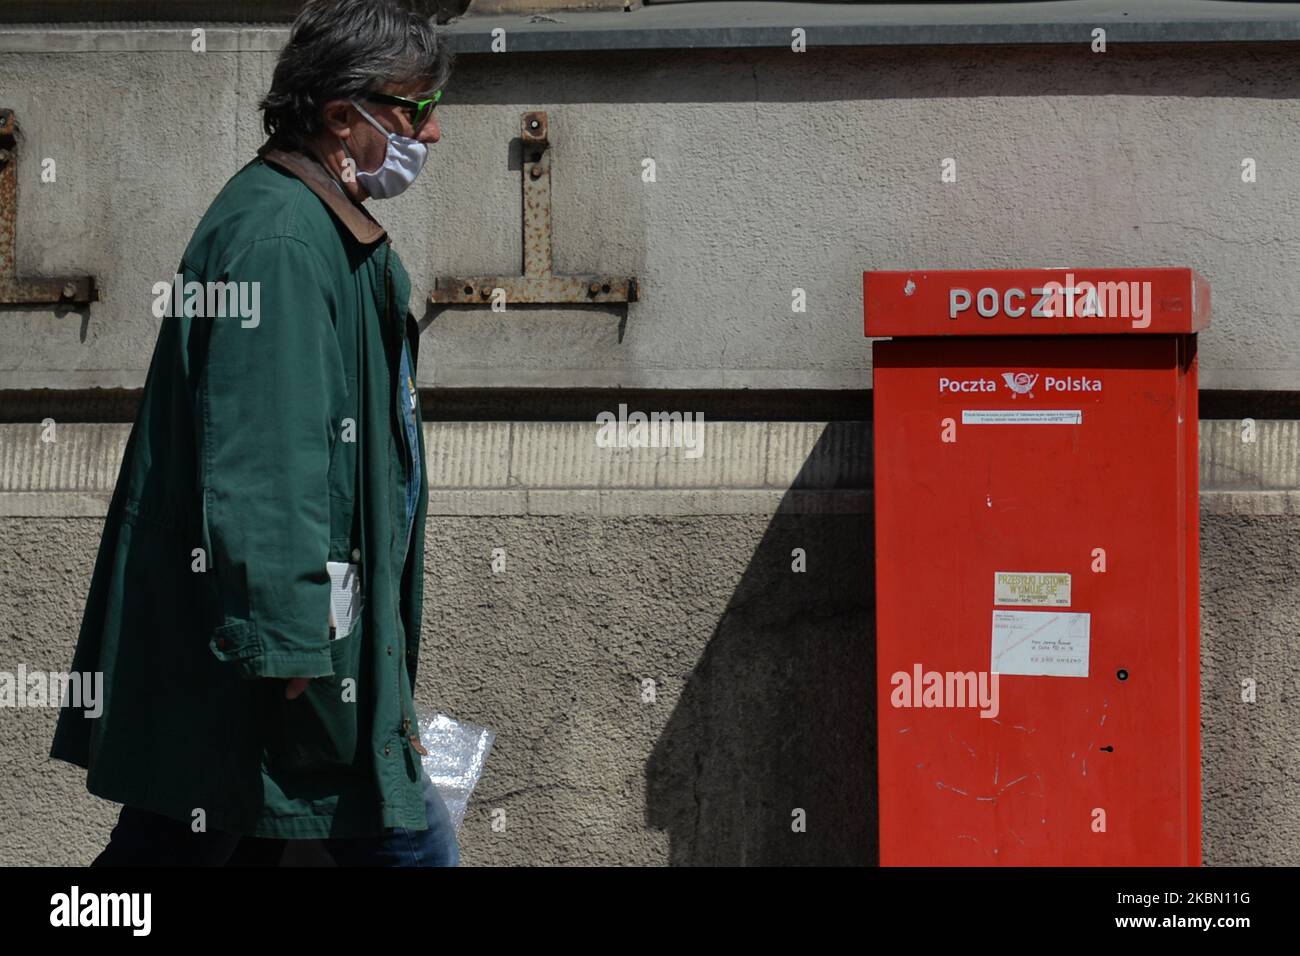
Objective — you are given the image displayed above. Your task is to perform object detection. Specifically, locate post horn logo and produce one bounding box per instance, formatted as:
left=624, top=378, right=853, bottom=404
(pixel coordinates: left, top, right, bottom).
left=1001, top=371, right=1039, bottom=398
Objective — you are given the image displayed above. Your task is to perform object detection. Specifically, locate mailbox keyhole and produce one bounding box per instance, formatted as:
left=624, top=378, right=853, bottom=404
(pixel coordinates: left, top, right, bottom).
left=1099, top=745, right=1114, bottom=753
left=1116, top=668, right=1129, bottom=681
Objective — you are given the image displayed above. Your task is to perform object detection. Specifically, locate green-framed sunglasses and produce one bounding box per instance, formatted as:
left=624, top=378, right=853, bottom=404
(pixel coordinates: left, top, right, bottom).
left=363, top=89, right=442, bottom=133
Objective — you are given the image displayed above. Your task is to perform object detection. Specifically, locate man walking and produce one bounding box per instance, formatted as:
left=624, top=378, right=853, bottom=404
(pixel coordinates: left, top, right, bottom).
left=49, top=0, right=458, bottom=866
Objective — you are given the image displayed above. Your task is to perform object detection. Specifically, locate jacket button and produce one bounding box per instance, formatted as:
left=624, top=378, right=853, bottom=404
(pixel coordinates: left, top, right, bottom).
left=383, top=745, right=391, bottom=756
left=351, top=549, right=361, bottom=561
left=387, top=645, right=393, bottom=656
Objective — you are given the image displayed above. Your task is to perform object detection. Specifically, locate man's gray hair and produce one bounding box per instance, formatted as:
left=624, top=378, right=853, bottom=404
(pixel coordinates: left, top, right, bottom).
left=260, top=0, right=454, bottom=150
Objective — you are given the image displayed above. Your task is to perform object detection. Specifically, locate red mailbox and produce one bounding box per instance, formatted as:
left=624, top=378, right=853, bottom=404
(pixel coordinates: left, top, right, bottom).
left=865, top=268, right=1207, bottom=866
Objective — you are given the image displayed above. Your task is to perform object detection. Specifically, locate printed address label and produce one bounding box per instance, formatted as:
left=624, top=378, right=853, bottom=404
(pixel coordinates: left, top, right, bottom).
left=990, top=610, right=1090, bottom=678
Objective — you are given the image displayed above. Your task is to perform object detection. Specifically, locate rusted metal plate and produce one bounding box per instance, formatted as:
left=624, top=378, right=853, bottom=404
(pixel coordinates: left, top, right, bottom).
left=521, top=111, right=552, bottom=280
left=430, top=273, right=639, bottom=304
left=0, top=107, right=100, bottom=307
left=430, top=111, right=638, bottom=306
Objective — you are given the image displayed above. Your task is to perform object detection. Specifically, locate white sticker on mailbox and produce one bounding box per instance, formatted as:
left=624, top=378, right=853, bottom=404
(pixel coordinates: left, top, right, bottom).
left=962, top=409, right=1082, bottom=425
left=990, top=610, right=1090, bottom=678
left=995, top=571, right=1071, bottom=607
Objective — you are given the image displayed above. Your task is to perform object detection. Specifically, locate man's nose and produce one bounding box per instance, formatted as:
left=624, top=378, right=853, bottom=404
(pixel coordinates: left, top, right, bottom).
left=419, top=115, right=440, bottom=144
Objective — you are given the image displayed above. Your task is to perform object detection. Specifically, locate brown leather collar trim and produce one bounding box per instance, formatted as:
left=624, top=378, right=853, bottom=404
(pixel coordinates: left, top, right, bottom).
left=260, top=144, right=386, bottom=245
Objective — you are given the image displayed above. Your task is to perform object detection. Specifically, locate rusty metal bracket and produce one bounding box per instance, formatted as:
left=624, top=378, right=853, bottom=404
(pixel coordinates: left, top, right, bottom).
left=0, top=108, right=99, bottom=306
left=429, top=111, right=638, bottom=306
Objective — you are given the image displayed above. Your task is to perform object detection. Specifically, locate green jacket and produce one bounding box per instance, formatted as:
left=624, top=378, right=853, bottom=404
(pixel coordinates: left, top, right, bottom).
left=49, top=146, right=431, bottom=839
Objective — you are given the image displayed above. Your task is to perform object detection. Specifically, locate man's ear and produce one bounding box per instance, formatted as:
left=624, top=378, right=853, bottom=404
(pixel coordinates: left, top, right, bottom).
left=321, top=99, right=353, bottom=138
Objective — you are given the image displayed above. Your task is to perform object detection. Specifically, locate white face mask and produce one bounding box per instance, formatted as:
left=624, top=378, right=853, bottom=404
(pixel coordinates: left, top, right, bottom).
left=342, top=99, right=428, bottom=199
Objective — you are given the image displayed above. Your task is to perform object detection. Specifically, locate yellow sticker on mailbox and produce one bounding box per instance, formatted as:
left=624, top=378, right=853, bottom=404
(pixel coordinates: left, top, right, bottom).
left=994, top=571, right=1071, bottom=607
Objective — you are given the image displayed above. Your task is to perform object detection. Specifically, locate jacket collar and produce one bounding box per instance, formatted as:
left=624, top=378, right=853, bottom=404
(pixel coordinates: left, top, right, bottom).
left=259, top=143, right=387, bottom=245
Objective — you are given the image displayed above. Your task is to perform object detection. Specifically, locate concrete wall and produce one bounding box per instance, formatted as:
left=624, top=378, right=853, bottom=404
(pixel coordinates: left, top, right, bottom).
left=0, top=421, right=1298, bottom=865
left=3, top=30, right=1300, bottom=389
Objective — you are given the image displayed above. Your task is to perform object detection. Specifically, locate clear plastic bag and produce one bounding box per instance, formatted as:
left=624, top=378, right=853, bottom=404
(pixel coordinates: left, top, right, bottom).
left=416, top=709, right=496, bottom=834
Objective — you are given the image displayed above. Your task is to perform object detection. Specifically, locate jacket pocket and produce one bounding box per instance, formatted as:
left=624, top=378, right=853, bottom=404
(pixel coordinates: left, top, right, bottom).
left=328, top=494, right=357, bottom=564
left=262, top=616, right=365, bottom=777
left=326, top=372, right=358, bottom=550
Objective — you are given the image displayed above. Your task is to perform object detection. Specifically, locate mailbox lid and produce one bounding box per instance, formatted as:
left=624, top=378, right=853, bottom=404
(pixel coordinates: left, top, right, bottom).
left=864, top=268, right=1210, bottom=337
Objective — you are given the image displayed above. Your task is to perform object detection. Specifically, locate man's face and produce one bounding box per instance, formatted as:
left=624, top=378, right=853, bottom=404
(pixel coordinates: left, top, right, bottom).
left=347, top=80, right=442, bottom=178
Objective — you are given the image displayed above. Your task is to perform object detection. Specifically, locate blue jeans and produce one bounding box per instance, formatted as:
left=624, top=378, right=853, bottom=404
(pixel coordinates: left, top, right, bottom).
left=91, top=772, right=460, bottom=867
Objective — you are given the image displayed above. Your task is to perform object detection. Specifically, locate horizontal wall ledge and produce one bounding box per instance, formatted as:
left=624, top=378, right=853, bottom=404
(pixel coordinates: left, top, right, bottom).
left=3, top=389, right=1300, bottom=425
left=5, top=2, right=1300, bottom=53
left=438, top=1, right=1300, bottom=53
left=0, top=420, right=1297, bottom=515
left=2, top=489, right=1295, bottom=518
left=1200, top=489, right=1300, bottom=516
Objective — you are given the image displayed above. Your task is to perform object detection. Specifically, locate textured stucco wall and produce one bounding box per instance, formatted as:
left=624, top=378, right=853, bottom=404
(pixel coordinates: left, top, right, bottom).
left=1, top=507, right=1296, bottom=866
left=2, top=32, right=1300, bottom=390
left=0, top=416, right=1298, bottom=865
left=1200, top=516, right=1300, bottom=864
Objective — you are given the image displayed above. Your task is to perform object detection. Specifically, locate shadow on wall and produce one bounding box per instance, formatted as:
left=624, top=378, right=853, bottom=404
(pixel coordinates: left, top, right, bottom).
left=644, top=424, right=877, bottom=866
left=268, top=423, right=878, bottom=868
